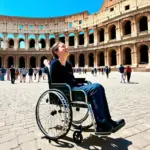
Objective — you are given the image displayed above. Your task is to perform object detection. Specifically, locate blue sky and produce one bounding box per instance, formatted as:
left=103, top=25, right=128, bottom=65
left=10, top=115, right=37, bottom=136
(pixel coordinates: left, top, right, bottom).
left=0, top=0, right=103, bottom=18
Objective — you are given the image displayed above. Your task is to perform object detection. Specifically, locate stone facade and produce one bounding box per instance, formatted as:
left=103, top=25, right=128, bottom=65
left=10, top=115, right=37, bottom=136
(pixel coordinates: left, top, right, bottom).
left=0, top=0, right=150, bottom=71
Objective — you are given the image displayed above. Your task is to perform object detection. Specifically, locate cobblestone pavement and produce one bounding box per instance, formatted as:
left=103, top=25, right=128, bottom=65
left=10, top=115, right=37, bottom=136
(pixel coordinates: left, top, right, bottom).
left=0, top=72, right=150, bottom=150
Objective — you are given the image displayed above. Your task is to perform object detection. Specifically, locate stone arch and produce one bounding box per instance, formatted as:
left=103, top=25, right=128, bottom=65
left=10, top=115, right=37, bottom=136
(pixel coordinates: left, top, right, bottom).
left=40, top=56, right=47, bottom=67
left=0, top=56, right=2, bottom=68
left=123, top=20, right=131, bottom=35
left=30, top=56, right=36, bottom=68
left=39, top=39, right=46, bottom=49
left=69, top=54, right=75, bottom=67
left=139, top=45, right=149, bottom=64
left=79, top=32, right=84, bottom=45
left=109, top=25, right=116, bottom=40
left=79, top=54, right=85, bottom=67
left=123, top=47, right=132, bottom=65
left=89, top=29, right=94, bottom=44
left=19, top=39, right=25, bottom=49
left=19, top=56, right=25, bottom=68
left=88, top=53, right=94, bottom=67
left=59, top=34, right=65, bottom=44
left=69, top=33, right=75, bottom=46
left=8, top=39, right=14, bottom=48
left=7, top=56, right=14, bottom=68
left=109, top=50, right=117, bottom=66
left=98, top=51, right=105, bottom=66
left=139, top=16, right=148, bottom=32
left=29, top=39, right=35, bottom=48
left=99, top=28, right=105, bottom=42
left=50, top=35, right=55, bottom=47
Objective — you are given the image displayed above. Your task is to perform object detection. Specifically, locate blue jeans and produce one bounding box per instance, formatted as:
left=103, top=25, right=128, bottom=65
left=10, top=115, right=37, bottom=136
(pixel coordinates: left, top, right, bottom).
left=72, top=83, right=111, bottom=123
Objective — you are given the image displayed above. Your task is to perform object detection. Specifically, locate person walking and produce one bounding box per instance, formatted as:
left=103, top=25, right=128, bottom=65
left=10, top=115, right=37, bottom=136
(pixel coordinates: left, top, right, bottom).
left=10, top=65, right=15, bottom=84
left=29, top=67, right=33, bottom=83
left=118, top=65, right=125, bottom=83
left=126, top=66, right=132, bottom=83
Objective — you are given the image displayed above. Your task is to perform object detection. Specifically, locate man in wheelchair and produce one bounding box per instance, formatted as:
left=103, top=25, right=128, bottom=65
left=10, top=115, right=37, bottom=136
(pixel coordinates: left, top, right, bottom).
left=44, top=42, right=125, bottom=134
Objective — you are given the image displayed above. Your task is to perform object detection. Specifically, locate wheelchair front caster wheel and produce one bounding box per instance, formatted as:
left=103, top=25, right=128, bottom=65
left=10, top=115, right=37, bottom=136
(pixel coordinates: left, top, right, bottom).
left=73, top=131, right=83, bottom=144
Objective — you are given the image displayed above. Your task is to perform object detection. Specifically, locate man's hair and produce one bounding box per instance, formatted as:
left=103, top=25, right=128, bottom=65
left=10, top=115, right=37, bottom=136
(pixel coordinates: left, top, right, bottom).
left=51, top=42, right=62, bottom=59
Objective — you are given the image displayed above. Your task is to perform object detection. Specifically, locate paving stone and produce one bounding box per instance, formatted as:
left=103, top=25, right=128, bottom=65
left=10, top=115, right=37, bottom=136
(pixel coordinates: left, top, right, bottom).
left=0, top=132, right=16, bottom=143
left=20, top=140, right=37, bottom=150
left=18, top=132, right=35, bottom=144
left=0, top=139, right=18, bottom=150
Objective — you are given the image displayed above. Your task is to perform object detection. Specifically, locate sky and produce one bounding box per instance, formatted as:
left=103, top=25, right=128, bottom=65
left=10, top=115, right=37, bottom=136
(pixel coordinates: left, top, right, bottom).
left=0, top=0, right=103, bottom=18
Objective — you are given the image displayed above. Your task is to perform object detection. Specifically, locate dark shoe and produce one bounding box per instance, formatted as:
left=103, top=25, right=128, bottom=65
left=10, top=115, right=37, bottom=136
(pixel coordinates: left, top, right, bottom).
left=95, top=119, right=112, bottom=135
left=109, top=119, right=125, bottom=133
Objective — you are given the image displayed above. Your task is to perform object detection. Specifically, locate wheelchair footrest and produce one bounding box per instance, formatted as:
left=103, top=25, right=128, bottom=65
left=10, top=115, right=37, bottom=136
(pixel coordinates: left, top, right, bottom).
left=94, top=131, right=111, bottom=136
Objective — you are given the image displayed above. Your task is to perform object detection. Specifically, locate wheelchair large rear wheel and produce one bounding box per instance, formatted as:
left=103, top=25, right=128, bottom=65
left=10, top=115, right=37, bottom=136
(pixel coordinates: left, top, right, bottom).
left=36, top=89, right=72, bottom=140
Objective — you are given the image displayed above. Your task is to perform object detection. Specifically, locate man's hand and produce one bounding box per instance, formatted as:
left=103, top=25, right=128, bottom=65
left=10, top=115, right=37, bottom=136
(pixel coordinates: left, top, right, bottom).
left=43, top=59, right=50, bottom=68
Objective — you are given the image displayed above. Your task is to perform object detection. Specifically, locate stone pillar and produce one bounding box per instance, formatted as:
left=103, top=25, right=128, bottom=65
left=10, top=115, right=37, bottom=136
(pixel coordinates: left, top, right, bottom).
left=104, top=49, right=109, bottom=66
left=94, top=50, right=97, bottom=67
left=27, top=55, right=30, bottom=68
left=35, top=34, right=39, bottom=51
left=74, top=31, right=78, bottom=48
left=3, top=33, right=7, bottom=50
left=94, top=27, right=98, bottom=46
left=85, top=52, right=88, bottom=68
left=65, top=32, right=69, bottom=47
left=131, top=43, right=138, bottom=67
left=116, top=21, right=121, bottom=41
left=14, top=33, right=18, bottom=50
left=25, top=34, right=28, bottom=50
left=45, top=34, right=49, bottom=51
left=148, top=15, right=150, bottom=34
left=84, top=29, right=88, bottom=47
left=132, top=16, right=138, bottom=37
left=117, top=46, right=123, bottom=67
left=104, top=26, right=108, bottom=43
left=55, top=33, right=59, bottom=42
left=15, top=55, right=18, bottom=68
left=75, top=53, right=79, bottom=68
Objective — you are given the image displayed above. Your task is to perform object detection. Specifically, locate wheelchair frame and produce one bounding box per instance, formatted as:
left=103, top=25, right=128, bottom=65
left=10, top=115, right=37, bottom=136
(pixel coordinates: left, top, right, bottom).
left=36, top=67, right=109, bottom=143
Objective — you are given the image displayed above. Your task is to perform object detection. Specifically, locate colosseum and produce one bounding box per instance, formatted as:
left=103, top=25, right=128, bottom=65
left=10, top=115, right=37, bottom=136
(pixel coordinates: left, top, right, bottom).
left=0, top=0, right=150, bottom=71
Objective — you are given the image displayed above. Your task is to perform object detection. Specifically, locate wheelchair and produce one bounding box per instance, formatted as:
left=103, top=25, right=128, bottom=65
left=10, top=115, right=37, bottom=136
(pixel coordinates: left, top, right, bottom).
left=36, top=67, right=120, bottom=143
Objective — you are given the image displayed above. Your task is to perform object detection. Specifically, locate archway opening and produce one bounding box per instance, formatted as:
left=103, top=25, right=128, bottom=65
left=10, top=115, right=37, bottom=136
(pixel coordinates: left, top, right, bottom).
left=0, top=57, right=2, bottom=68
left=139, top=16, right=148, bottom=32
left=59, top=34, right=65, bottom=44
left=19, top=57, right=25, bottom=68
left=89, top=30, right=94, bottom=44
left=99, top=28, right=104, bottom=42
left=140, top=45, right=148, bottom=64
left=8, top=56, right=14, bottom=68
left=79, top=54, right=85, bottom=67
left=123, top=21, right=131, bottom=35
left=39, top=39, right=46, bottom=49
left=19, top=39, right=25, bottom=49
left=41, top=56, right=47, bottom=67
left=110, top=50, right=117, bottom=66
left=89, top=53, right=94, bottom=67
left=79, top=32, right=84, bottom=45
left=29, top=39, right=35, bottom=48
left=50, top=38, right=55, bottom=47
left=109, top=25, right=116, bottom=40
left=69, top=55, right=75, bottom=67
left=124, top=48, right=131, bottom=65
left=30, top=56, right=36, bottom=68
left=8, top=39, right=14, bottom=48
left=98, top=52, right=105, bottom=66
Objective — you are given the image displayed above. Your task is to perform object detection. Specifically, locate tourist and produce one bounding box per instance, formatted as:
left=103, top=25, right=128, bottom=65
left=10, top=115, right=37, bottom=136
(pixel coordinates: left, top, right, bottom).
left=118, top=65, right=125, bottom=83
left=7, top=68, right=10, bottom=80
left=29, top=67, right=33, bottom=83
left=21, top=67, right=27, bottom=83
left=34, top=68, right=38, bottom=80
left=15, top=68, right=19, bottom=80
left=104, top=66, right=111, bottom=78
left=10, top=65, right=15, bottom=84
left=38, top=67, right=42, bottom=82
left=126, top=66, right=132, bottom=83
left=44, top=42, right=125, bottom=133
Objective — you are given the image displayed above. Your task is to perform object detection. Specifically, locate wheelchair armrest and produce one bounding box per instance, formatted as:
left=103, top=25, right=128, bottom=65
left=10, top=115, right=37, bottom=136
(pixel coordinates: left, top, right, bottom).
left=72, top=90, right=88, bottom=103
left=75, top=78, right=92, bottom=85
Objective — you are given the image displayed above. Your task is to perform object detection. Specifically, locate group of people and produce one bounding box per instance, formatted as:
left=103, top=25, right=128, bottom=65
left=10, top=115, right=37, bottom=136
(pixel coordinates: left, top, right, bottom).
left=1, top=66, right=48, bottom=84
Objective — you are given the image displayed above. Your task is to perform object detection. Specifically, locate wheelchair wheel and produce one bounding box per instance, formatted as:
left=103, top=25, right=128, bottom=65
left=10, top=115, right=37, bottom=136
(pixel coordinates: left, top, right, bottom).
left=36, top=89, right=72, bottom=140
left=71, top=102, right=93, bottom=130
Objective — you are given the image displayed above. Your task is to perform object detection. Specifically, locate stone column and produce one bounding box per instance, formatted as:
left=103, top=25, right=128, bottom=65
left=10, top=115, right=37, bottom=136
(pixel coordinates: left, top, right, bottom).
left=84, top=29, right=88, bottom=47
left=117, top=46, right=123, bottom=67
left=85, top=52, right=88, bottom=68
left=55, top=33, right=59, bottom=42
left=75, top=53, right=79, bottom=68
left=15, top=55, right=18, bottom=68
left=3, top=33, right=7, bottom=50
left=94, top=50, right=97, bottom=67
left=116, top=21, right=121, bottom=41
left=148, top=15, right=150, bottom=34
left=45, top=34, right=49, bottom=51
left=131, top=43, right=138, bottom=67
left=94, top=27, right=98, bottom=46
left=132, top=16, right=138, bottom=37
left=65, top=32, right=69, bottom=47
left=104, top=49, right=109, bottom=66
left=27, top=55, right=30, bottom=68
left=104, top=26, right=108, bottom=43
left=14, top=33, right=18, bottom=51
left=35, top=34, right=39, bottom=51
left=25, top=34, right=28, bottom=50
left=74, top=31, right=78, bottom=48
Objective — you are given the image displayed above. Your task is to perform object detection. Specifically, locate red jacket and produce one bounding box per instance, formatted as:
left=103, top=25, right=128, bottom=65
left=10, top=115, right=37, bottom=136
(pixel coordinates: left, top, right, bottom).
left=126, top=67, right=132, bottom=73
